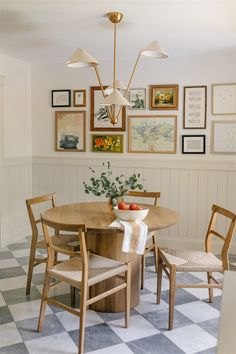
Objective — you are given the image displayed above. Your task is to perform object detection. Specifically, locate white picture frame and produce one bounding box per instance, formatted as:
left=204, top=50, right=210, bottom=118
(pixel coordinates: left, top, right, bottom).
left=129, top=88, right=146, bottom=110
left=211, top=121, right=236, bottom=154
left=212, top=84, right=236, bottom=115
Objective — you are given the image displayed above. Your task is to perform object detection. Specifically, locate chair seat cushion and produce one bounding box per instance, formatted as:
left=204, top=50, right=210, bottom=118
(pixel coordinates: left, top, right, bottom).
left=160, top=247, right=223, bottom=272
left=36, top=234, right=79, bottom=250
left=48, top=254, right=127, bottom=288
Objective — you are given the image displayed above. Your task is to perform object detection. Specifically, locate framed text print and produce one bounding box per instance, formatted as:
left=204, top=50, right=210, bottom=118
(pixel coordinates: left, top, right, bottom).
left=183, top=86, right=207, bottom=129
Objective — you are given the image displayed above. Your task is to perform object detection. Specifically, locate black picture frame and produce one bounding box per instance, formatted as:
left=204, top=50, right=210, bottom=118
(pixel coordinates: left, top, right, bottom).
left=51, top=90, right=71, bottom=107
left=182, top=135, right=206, bottom=154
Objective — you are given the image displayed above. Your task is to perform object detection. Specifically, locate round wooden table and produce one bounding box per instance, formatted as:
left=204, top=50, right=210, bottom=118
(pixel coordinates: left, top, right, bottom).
left=44, top=201, right=180, bottom=312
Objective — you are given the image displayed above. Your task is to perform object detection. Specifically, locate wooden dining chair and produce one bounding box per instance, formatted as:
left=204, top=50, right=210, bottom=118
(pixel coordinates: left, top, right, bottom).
left=38, top=216, right=131, bottom=354
left=157, top=204, right=236, bottom=330
left=126, top=191, right=161, bottom=289
left=25, top=193, right=79, bottom=295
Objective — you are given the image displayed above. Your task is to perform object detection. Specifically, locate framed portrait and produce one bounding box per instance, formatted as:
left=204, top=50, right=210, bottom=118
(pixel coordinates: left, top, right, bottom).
left=183, top=86, right=207, bottom=129
left=149, top=85, right=178, bottom=110
left=73, top=89, right=86, bottom=107
left=129, top=88, right=146, bottom=110
left=182, top=135, right=206, bottom=154
left=128, top=115, right=177, bottom=154
left=51, top=90, right=71, bottom=107
left=90, top=86, right=126, bottom=131
left=211, top=121, right=236, bottom=154
left=91, top=134, right=123, bottom=153
left=212, top=83, right=236, bottom=115
left=55, top=111, right=86, bottom=152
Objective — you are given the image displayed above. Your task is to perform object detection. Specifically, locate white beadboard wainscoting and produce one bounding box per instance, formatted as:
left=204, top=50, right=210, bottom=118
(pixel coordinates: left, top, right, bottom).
left=1, top=157, right=32, bottom=247
left=32, top=156, right=236, bottom=252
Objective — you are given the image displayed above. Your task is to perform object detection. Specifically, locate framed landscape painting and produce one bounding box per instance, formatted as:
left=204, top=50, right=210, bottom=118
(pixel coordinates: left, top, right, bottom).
left=90, top=86, right=126, bottom=131
left=129, top=88, right=146, bottom=110
left=128, top=115, right=177, bottom=154
left=149, top=85, right=178, bottom=110
left=51, top=90, right=71, bottom=107
left=55, top=111, right=86, bottom=152
left=92, top=134, right=123, bottom=153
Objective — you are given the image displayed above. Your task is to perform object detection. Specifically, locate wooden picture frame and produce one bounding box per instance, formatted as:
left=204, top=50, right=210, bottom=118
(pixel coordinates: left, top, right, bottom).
left=55, top=111, right=86, bottom=152
left=182, top=135, right=206, bottom=154
left=183, top=86, right=207, bottom=129
left=91, top=134, right=123, bottom=153
left=129, top=88, right=146, bottom=110
left=73, top=89, right=86, bottom=107
left=128, top=115, right=177, bottom=154
left=90, top=86, right=126, bottom=131
left=51, top=90, right=71, bottom=107
left=149, top=85, right=178, bottom=110
left=212, top=83, right=236, bottom=115
left=211, top=121, right=236, bottom=154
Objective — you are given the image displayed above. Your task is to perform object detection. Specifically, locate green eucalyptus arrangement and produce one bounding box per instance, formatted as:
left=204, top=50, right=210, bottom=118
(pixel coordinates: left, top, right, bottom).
left=83, top=161, right=144, bottom=205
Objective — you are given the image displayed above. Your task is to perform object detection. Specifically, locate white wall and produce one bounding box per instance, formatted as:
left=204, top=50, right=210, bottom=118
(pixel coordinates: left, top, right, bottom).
left=31, top=52, right=236, bottom=251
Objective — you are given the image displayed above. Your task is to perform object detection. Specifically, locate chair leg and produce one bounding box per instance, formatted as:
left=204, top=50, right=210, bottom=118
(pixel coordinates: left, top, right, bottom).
left=168, top=266, right=176, bottom=330
left=26, top=239, right=37, bottom=295
left=152, top=235, right=158, bottom=274
left=78, top=285, right=88, bottom=354
left=125, top=263, right=131, bottom=328
left=207, top=272, right=213, bottom=303
left=71, top=286, right=76, bottom=306
left=140, top=254, right=145, bottom=290
left=38, top=273, right=51, bottom=332
left=156, top=256, right=163, bottom=304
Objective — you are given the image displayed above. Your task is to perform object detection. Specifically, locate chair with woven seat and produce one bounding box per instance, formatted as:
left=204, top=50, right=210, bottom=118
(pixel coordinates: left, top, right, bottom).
left=25, top=193, right=80, bottom=295
left=38, top=216, right=131, bottom=354
left=157, top=204, right=236, bottom=330
left=126, top=191, right=161, bottom=289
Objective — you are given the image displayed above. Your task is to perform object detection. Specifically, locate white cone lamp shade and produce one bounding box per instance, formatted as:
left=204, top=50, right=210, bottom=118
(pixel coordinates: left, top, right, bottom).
left=104, top=80, right=127, bottom=95
left=66, top=48, right=99, bottom=68
left=102, top=89, right=131, bottom=106
left=141, top=40, right=168, bottom=58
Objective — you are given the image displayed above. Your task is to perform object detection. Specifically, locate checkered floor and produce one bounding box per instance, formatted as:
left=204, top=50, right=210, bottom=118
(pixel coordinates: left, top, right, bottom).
left=1, top=237, right=235, bottom=354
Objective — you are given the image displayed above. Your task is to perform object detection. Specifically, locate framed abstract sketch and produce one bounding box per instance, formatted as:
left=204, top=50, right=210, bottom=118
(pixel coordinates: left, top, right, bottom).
left=92, top=134, right=123, bottom=153
left=149, top=85, right=178, bottom=110
left=55, top=111, right=86, bottom=152
left=182, top=135, right=206, bottom=154
left=129, top=88, right=146, bottom=110
left=90, top=86, right=126, bottom=131
left=73, top=89, right=86, bottom=107
left=51, top=90, right=71, bottom=107
left=211, top=121, right=236, bottom=154
left=128, top=115, right=177, bottom=154
left=212, top=84, right=236, bottom=115
left=183, top=86, right=207, bottom=129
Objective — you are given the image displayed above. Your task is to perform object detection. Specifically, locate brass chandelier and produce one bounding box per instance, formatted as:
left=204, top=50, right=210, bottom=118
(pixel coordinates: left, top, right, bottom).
left=66, top=12, right=168, bottom=125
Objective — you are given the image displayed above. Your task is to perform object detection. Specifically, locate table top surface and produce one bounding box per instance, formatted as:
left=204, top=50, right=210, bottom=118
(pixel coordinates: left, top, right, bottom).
left=44, top=201, right=180, bottom=232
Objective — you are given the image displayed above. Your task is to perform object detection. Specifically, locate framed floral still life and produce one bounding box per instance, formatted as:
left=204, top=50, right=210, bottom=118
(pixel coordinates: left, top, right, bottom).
left=128, top=115, right=177, bottom=154
left=51, top=89, right=71, bottom=107
left=182, top=135, right=206, bottom=154
left=90, top=86, right=126, bottom=131
left=55, top=111, right=86, bottom=152
left=211, top=121, right=236, bottom=154
left=73, top=89, right=86, bottom=107
left=183, top=86, right=207, bottom=129
left=149, top=85, right=178, bottom=110
left=129, top=88, right=146, bottom=110
left=92, top=134, right=123, bottom=153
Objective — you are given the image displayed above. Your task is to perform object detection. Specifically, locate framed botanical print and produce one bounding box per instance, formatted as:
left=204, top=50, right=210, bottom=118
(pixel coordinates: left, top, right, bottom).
left=128, top=115, right=177, bottom=154
left=149, top=85, right=178, bottom=110
left=92, top=134, right=123, bottom=153
left=212, top=83, right=236, bottom=115
left=90, top=86, right=126, bottom=131
left=129, top=88, right=146, bottom=110
left=183, top=86, right=207, bottom=129
left=73, top=89, right=86, bottom=107
left=55, top=111, right=86, bottom=152
left=182, top=135, right=206, bottom=154
left=211, top=121, right=236, bottom=154
left=51, top=90, right=71, bottom=107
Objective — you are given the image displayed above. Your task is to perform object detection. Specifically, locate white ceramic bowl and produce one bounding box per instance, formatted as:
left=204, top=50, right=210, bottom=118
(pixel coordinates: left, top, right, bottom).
left=113, top=206, right=149, bottom=222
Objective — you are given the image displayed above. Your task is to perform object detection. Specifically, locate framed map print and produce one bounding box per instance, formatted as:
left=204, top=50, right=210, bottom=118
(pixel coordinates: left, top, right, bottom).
left=128, top=115, right=177, bottom=154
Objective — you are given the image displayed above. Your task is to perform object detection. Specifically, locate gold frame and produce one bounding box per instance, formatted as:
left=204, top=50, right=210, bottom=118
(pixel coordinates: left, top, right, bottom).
left=91, top=134, right=124, bottom=153
left=55, top=111, right=86, bottom=152
left=128, top=115, right=177, bottom=154
left=73, top=89, right=86, bottom=107
left=149, top=85, right=179, bottom=110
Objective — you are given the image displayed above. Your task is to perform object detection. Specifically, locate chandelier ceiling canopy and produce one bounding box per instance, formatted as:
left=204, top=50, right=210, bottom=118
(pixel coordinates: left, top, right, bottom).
left=66, top=11, right=168, bottom=125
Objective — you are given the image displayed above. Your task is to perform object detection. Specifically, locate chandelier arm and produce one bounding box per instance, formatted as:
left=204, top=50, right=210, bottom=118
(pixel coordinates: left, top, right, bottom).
left=113, top=23, right=117, bottom=90
left=92, top=63, right=112, bottom=120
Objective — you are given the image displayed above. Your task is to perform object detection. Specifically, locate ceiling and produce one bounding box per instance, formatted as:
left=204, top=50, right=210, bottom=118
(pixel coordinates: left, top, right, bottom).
left=0, top=0, right=236, bottom=63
